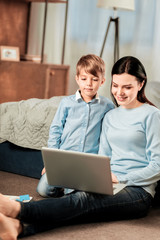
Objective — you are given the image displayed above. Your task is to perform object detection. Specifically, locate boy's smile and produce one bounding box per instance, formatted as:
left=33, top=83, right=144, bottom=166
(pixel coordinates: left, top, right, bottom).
left=76, top=69, right=105, bottom=102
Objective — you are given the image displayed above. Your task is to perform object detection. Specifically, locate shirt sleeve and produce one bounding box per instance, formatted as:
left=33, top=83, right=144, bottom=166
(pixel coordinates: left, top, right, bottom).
left=98, top=114, right=112, bottom=158
left=48, top=99, right=68, bottom=149
left=118, top=111, right=160, bottom=186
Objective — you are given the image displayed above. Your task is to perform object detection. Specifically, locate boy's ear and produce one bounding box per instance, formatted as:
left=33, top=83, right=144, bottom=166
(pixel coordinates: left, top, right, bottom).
left=75, top=75, right=79, bottom=84
left=100, top=77, right=105, bottom=86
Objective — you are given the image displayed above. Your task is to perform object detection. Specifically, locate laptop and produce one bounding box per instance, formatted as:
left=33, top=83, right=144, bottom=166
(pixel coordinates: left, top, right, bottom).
left=41, top=147, right=126, bottom=195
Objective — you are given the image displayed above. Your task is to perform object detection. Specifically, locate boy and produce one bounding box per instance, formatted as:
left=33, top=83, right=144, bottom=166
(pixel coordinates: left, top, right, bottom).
left=37, top=54, right=114, bottom=197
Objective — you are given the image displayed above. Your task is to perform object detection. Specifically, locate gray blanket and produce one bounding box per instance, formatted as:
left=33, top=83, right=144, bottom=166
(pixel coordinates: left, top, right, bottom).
left=0, top=96, right=63, bottom=150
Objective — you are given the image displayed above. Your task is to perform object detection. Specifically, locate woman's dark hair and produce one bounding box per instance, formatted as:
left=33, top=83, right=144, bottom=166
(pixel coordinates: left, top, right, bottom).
left=111, top=56, right=155, bottom=107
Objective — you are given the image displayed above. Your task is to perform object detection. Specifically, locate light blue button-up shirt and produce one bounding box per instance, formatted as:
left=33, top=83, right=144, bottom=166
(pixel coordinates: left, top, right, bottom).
left=48, top=91, right=114, bottom=154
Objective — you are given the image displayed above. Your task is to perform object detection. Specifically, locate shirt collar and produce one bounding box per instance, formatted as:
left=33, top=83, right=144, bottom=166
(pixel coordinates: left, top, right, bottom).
left=75, top=90, right=100, bottom=103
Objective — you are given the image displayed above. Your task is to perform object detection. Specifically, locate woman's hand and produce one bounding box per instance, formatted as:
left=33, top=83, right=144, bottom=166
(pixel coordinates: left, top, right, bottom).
left=41, top=167, right=46, bottom=175
left=111, top=172, right=119, bottom=183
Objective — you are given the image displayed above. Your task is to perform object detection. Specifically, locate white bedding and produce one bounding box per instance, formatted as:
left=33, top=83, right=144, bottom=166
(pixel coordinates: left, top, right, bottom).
left=0, top=96, right=63, bottom=150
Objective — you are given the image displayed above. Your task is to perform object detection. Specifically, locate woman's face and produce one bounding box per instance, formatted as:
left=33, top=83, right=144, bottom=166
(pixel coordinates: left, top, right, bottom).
left=112, top=73, right=144, bottom=109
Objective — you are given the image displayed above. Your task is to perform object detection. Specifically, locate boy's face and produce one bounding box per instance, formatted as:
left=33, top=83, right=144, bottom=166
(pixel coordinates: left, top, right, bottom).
left=76, top=69, right=105, bottom=102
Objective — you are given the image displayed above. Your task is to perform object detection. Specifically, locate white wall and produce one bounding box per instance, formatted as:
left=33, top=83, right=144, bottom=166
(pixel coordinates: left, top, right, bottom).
left=27, top=0, right=160, bottom=102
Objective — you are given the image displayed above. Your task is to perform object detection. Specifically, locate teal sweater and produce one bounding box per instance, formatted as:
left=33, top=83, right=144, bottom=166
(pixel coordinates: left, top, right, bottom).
left=99, top=104, right=160, bottom=197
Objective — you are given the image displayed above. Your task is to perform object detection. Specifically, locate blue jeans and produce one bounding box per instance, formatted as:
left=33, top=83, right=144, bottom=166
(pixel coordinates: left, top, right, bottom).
left=19, top=186, right=153, bottom=237
left=36, top=173, right=73, bottom=197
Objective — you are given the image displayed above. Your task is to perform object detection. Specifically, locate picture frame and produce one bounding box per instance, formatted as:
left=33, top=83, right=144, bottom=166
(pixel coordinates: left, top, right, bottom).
left=0, top=46, right=20, bottom=62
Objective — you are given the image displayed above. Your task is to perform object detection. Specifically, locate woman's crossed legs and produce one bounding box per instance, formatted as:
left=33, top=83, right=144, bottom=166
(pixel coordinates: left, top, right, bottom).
left=0, top=187, right=152, bottom=239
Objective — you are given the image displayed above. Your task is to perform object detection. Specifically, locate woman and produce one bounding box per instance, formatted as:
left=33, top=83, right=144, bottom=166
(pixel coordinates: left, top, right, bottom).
left=0, top=56, right=160, bottom=240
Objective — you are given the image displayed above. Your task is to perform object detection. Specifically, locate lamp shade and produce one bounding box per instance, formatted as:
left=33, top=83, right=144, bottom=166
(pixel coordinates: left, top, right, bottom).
left=97, top=0, right=135, bottom=11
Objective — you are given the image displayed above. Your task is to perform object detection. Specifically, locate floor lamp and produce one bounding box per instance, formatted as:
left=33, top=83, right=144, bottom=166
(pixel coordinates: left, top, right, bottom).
left=97, top=0, right=135, bottom=63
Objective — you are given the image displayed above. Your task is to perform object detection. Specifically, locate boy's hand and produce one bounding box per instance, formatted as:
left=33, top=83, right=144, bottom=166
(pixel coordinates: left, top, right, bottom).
left=111, top=172, right=119, bottom=183
left=41, top=167, right=46, bottom=175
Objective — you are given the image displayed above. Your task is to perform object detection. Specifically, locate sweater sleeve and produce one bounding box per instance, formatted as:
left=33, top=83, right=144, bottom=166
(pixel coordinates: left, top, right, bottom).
left=48, top=99, right=68, bottom=149
left=118, top=111, right=160, bottom=186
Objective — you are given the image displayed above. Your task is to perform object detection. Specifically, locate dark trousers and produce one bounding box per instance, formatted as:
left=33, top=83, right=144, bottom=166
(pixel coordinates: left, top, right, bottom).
left=19, top=186, right=153, bottom=237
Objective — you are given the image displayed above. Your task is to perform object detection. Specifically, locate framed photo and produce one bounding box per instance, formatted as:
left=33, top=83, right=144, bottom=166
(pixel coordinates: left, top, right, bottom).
left=0, top=46, right=20, bottom=62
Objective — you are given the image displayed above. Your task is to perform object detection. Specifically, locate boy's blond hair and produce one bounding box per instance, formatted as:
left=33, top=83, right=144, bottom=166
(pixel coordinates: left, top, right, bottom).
left=76, top=54, right=105, bottom=78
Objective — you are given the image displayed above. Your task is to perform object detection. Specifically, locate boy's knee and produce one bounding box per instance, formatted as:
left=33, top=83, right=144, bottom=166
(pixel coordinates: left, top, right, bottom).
left=37, top=182, right=64, bottom=198
left=36, top=183, right=49, bottom=197
left=36, top=173, right=49, bottom=197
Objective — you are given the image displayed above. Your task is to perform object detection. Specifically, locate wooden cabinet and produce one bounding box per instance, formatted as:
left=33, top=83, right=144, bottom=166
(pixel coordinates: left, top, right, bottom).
left=0, top=61, right=69, bottom=103
left=0, top=0, right=29, bottom=55
left=0, top=0, right=69, bottom=103
left=0, top=0, right=67, bottom=56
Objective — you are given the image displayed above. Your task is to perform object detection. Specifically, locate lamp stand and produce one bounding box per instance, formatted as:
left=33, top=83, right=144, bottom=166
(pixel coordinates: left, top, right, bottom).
left=100, top=17, right=119, bottom=63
